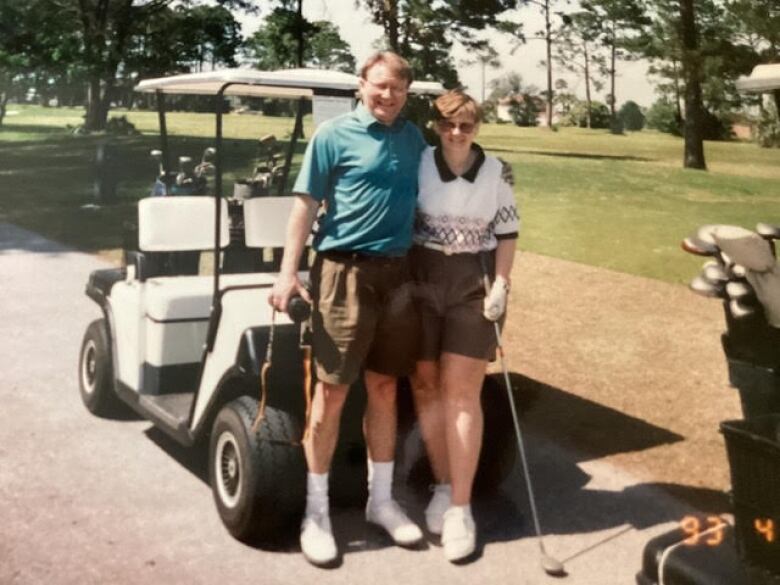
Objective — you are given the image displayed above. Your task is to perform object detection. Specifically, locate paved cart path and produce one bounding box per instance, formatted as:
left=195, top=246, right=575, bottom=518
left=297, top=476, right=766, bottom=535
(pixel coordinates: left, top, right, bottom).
left=1, top=222, right=727, bottom=585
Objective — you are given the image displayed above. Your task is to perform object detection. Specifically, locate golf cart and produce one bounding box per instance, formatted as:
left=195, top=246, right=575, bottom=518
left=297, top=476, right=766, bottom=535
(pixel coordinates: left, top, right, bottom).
left=636, top=64, right=780, bottom=585
left=78, top=68, right=519, bottom=544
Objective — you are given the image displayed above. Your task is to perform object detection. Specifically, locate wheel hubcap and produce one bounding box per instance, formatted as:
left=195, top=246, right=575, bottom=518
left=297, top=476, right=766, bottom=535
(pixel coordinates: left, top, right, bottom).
left=82, top=341, right=97, bottom=395
left=215, top=432, right=242, bottom=508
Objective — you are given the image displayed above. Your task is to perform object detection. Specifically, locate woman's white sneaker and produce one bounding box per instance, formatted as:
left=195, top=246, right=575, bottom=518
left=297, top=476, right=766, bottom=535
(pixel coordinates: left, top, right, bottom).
left=425, top=484, right=452, bottom=535
left=366, top=499, right=424, bottom=546
left=441, top=506, right=476, bottom=562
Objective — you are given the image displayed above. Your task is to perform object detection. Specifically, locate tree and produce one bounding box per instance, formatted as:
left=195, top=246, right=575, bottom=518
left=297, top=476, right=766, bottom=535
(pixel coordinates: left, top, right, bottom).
left=461, top=46, right=501, bottom=102
left=679, top=0, right=706, bottom=169
left=499, top=0, right=561, bottom=128
left=361, top=0, right=517, bottom=85
left=244, top=9, right=355, bottom=73
left=580, top=0, right=648, bottom=120
left=553, top=11, right=606, bottom=128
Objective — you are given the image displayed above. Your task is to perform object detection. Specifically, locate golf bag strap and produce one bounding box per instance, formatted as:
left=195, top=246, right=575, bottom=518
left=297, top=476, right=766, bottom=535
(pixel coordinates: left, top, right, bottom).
left=250, top=310, right=276, bottom=434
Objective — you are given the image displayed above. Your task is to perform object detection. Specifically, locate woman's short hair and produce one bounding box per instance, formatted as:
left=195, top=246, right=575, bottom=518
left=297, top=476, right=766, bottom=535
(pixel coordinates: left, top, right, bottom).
left=433, top=90, right=482, bottom=123
left=359, top=51, right=414, bottom=87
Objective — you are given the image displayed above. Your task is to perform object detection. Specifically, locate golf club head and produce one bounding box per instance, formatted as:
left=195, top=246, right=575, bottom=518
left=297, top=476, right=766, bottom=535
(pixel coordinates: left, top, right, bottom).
left=731, top=263, right=747, bottom=279
left=756, top=222, right=779, bottom=257
left=202, top=147, right=216, bottom=163
left=729, top=299, right=755, bottom=319
left=726, top=281, right=755, bottom=303
left=702, top=262, right=729, bottom=284
left=681, top=236, right=718, bottom=257
left=689, top=275, right=726, bottom=299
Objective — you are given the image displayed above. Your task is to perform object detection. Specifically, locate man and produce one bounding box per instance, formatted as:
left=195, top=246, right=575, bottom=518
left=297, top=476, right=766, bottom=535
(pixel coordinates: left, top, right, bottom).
left=268, top=51, right=427, bottom=566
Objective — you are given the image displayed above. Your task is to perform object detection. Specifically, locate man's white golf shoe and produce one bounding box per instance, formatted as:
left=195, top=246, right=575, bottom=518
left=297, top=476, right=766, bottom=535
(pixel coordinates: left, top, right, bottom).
left=300, top=510, right=338, bottom=567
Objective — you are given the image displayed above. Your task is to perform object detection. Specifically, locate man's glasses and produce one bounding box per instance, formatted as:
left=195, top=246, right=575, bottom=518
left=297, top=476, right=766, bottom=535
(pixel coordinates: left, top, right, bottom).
left=437, top=120, right=476, bottom=134
left=364, top=79, right=408, bottom=96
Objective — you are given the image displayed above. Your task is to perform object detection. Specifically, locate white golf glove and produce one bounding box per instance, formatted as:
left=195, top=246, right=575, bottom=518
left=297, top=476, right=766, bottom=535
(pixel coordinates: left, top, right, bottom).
left=483, top=275, right=510, bottom=321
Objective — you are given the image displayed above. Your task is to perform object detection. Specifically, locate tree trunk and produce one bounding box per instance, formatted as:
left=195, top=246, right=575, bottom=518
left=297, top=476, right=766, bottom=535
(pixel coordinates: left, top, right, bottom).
left=84, top=74, right=115, bottom=131
left=584, top=41, right=592, bottom=129
left=544, top=0, right=553, bottom=128
left=773, top=89, right=780, bottom=121
left=296, top=0, right=304, bottom=67
left=0, top=90, right=8, bottom=127
left=609, top=20, right=616, bottom=119
left=679, top=0, right=706, bottom=170
left=672, top=58, right=683, bottom=125
left=383, top=0, right=399, bottom=52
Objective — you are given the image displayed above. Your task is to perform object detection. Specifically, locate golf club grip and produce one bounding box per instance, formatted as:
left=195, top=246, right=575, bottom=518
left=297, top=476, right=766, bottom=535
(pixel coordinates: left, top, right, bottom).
left=287, top=295, right=311, bottom=323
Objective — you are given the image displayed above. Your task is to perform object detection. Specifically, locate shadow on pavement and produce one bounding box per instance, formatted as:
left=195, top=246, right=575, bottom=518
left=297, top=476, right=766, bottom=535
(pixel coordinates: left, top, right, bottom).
left=138, top=370, right=723, bottom=559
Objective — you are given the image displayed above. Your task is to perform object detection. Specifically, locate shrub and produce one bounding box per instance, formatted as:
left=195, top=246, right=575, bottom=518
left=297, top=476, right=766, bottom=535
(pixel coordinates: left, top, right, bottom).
left=105, top=116, right=139, bottom=136
left=509, top=94, right=540, bottom=127
left=619, top=101, right=645, bottom=131
left=646, top=99, right=682, bottom=136
left=609, top=115, right=625, bottom=135
left=756, top=100, right=780, bottom=148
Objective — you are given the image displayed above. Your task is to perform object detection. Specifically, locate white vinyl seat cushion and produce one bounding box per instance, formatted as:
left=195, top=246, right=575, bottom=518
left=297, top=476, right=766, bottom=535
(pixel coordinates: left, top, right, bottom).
left=243, top=196, right=312, bottom=248
left=139, top=196, right=230, bottom=252
left=144, top=273, right=277, bottom=321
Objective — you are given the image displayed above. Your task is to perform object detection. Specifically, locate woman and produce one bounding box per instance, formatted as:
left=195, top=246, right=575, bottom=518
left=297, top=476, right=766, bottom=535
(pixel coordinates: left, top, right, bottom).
left=410, top=90, right=519, bottom=562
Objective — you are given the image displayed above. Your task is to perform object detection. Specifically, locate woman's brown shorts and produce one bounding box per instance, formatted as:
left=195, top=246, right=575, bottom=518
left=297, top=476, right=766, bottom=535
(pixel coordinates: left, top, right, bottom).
left=409, top=245, right=500, bottom=362
left=310, top=251, right=420, bottom=385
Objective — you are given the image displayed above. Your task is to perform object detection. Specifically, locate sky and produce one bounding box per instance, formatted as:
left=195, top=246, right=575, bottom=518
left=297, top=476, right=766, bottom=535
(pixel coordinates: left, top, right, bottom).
left=239, top=0, right=659, bottom=107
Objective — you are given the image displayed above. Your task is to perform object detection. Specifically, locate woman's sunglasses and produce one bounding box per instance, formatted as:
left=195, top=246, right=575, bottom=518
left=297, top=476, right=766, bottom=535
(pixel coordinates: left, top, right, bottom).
left=437, top=120, right=477, bottom=134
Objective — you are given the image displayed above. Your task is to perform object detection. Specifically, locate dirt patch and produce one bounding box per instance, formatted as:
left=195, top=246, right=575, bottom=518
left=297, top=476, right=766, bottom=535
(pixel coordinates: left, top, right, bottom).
left=495, top=252, right=741, bottom=513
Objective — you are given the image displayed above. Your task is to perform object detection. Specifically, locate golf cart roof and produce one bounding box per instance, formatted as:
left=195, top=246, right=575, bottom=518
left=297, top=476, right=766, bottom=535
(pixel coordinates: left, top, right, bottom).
left=135, top=68, right=445, bottom=98
left=736, top=63, right=780, bottom=93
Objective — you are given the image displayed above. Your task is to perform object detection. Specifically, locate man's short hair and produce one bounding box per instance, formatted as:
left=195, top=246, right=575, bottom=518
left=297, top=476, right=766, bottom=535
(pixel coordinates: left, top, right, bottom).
left=359, top=51, right=414, bottom=87
left=433, top=90, right=482, bottom=123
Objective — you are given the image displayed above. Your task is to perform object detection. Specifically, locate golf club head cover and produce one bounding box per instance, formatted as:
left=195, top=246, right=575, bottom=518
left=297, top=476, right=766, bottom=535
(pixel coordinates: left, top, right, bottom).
left=483, top=275, right=509, bottom=321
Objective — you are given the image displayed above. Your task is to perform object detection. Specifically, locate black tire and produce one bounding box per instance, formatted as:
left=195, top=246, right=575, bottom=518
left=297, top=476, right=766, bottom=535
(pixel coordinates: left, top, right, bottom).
left=208, top=396, right=306, bottom=543
left=78, top=319, right=121, bottom=416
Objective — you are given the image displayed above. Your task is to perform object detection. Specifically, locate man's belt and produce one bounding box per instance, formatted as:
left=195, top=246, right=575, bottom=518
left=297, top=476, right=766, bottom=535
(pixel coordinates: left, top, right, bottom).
left=319, top=249, right=405, bottom=263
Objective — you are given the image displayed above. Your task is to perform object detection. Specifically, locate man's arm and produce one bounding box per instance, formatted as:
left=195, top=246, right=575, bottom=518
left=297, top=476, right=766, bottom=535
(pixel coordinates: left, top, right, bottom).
left=268, top=194, right=319, bottom=312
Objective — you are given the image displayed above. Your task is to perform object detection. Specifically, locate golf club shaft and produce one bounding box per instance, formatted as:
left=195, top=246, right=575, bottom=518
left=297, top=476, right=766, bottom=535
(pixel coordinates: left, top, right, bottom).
left=492, top=322, right=547, bottom=551
left=479, top=254, right=548, bottom=553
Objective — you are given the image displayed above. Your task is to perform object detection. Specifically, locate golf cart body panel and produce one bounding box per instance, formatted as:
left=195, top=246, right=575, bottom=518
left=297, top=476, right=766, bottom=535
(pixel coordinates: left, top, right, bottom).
left=736, top=64, right=780, bottom=93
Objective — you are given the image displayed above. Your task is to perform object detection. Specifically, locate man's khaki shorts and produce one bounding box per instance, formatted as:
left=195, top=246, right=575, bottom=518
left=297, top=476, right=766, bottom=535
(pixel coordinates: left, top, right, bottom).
left=310, top=251, right=420, bottom=385
left=409, top=245, right=501, bottom=361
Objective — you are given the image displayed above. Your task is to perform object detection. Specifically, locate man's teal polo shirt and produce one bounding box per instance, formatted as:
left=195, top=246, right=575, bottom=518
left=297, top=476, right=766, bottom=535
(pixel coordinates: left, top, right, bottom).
left=293, top=103, right=427, bottom=256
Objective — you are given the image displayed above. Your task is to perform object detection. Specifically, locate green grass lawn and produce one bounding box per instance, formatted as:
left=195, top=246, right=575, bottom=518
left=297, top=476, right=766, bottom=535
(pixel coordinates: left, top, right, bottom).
left=1, top=104, right=778, bottom=284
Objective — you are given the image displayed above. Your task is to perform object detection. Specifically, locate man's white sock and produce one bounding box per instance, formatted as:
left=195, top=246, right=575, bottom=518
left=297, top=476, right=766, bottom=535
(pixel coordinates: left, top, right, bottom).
left=305, top=472, right=329, bottom=517
left=367, top=459, right=394, bottom=505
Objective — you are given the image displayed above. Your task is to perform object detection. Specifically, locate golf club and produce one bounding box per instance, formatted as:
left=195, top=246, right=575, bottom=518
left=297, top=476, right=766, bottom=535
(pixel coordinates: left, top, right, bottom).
left=479, top=254, right=567, bottom=578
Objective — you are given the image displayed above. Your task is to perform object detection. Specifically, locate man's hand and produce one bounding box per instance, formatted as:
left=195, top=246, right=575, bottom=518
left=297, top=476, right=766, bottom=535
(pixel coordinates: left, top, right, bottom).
left=269, top=273, right=312, bottom=314
left=483, top=275, right=509, bottom=321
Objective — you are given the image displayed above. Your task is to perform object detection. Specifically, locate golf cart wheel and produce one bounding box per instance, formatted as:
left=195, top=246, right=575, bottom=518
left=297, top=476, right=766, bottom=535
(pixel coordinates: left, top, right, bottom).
left=209, top=396, right=305, bottom=543
left=78, top=319, right=121, bottom=416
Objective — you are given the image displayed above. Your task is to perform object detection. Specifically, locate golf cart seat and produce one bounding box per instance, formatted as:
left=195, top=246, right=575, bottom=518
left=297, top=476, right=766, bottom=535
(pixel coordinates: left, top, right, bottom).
left=139, top=195, right=299, bottom=322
